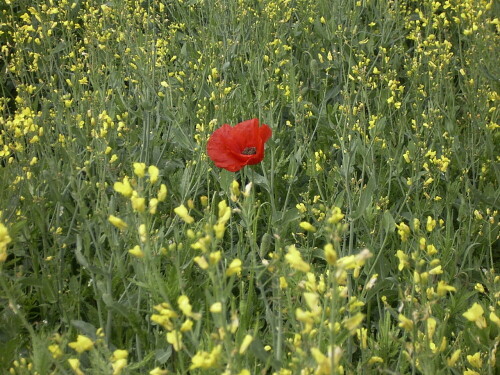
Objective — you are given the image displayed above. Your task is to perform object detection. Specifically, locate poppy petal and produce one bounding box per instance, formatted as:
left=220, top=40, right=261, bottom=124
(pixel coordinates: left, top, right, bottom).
left=207, top=125, right=247, bottom=171
left=206, top=119, right=272, bottom=172
left=259, top=124, right=272, bottom=143
left=231, top=118, right=259, bottom=151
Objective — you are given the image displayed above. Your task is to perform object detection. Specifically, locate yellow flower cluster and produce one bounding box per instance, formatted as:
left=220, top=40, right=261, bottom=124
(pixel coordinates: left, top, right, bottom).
left=0, top=223, right=12, bottom=263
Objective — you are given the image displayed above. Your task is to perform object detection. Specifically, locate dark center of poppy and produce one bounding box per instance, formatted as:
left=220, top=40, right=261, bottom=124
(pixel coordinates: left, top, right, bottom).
left=242, top=147, right=257, bottom=155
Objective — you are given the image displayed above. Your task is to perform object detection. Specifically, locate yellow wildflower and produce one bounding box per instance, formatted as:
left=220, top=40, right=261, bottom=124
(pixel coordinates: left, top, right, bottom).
left=111, top=349, right=128, bottom=361
left=343, top=312, right=365, bottom=333
left=133, top=162, right=146, bottom=177
left=231, top=180, right=240, bottom=201
left=193, top=256, right=209, bottom=270
left=336, top=249, right=372, bottom=270
left=128, top=245, right=144, bottom=258
left=428, top=265, right=443, bottom=275
left=138, top=224, right=147, bottom=242
left=0, top=223, right=12, bottom=263
left=149, top=198, right=159, bottom=214
left=285, top=245, right=310, bottom=272
left=209, top=251, right=221, bottom=264
left=178, top=295, right=201, bottom=320
left=157, top=184, right=168, bottom=202
left=48, top=344, right=63, bottom=359
left=210, top=302, right=222, bottom=313
left=328, top=207, right=344, bottom=224
left=239, top=334, right=253, bottom=354
left=148, top=165, right=160, bottom=184
left=200, top=195, right=208, bottom=207
left=303, top=292, right=321, bottom=315
left=396, top=222, right=410, bottom=241
left=311, top=347, right=331, bottom=375
left=190, top=345, right=222, bottom=369
left=214, top=200, right=231, bottom=239
left=426, top=216, right=436, bottom=232
left=114, top=176, right=133, bottom=197
left=437, top=280, right=456, bottom=296
left=131, top=192, right=146, bottom=212
left=151, top=303, right=178, bottom=330
left=174, top=204, right=194, bottom=224
left=68, top=358, right=84, bottom=375
left=368, top=356, right=384, bottom=364
left=299, top=221, right=316, bottom=232
left=180, top=319, right=193, bottom=332
left=109, top=215, right=128, bottom=230
left=111, top=350, right=128, bottom=375
left=490, top=312, right=500, bottom=328
left=463, top=303, right=486, bottom=328
left=467, top=352, right=482, bottom=369
left=395, top=250, right=409, bottom=271
left=149, top=367, right=168, bottom=375
left=356, top=327, right=368, bottom=348
left=68, top=335, right=94, bottom=353
left=226, top=258, right=242, bottom=277
left=324, top=243, right=337, bottom=265
left=296, top=203, right=307, bottom=213
left=279, top=276, right=288, bottom=289
left=398, top=314, right=414, bottom=331
left=426, top=244, right=438, bottom=255
left=447, top=349, right=461, bottom=366
left=166, top=330, right=183, bottom=351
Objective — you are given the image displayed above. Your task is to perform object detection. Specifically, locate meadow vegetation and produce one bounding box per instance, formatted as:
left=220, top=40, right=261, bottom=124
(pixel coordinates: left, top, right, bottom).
left=0, top=0, right=499, bottom=374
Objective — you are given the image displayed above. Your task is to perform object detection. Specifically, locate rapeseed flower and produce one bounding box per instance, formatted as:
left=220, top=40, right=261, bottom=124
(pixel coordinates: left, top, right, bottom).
left=311, top=347, right=331, bottom=375
left=149, top=368, right=168, bottom=375
left=214, top=200, right=231, bottom=239
left=190, top=345, right=222, bottom=369
left=68, top=335, right=94, bottom=353
left=193, top=256, right=209, bottom=270
left=395, top=250, right=409, bottom=271
left=166, top=330, right=183, bottom=351
left=114, top=176, right=133, bottom=197
left=324, top=243, right=337, bottom=265
left=226, top=258, right=242, bottom=276
left=131, top=192, right=146, bottom=212
left=396, top=222, right=410, bottom=242
left=174, top=204, right=194, bottom=224
left=111, top=350, right=128, bottom=375
left=48, top=344, right=63, bottom=359
left=447, top=349, right=461, bottom=366
left=148, top=165, right=160, bottom=183
left=285, top=245, right=310, bottom=272
left=68, top=358, right=84, bottom=375
left=463, top=303, right=486, bottom=328
left=239, top=334, right=253, bottom=354
left=128, top=245, right=144, bottom=258
left=398, top=314, right=414, bottom=331
left=178, top=295, right=201, bottom=320
left=467, top=352, right=482, bottom=368
left=133, top=162, right=146, bottom=177
left=0, top=223, right=11, bottom=263
left=299, top=221, right=316, bottom=232
left=210, top=302, right=222, bottom=313
left=328, top=207, right=344, bottom=224
left=343, top=312, right=365, bottom=333
left=157, top=184, right=167, bottom=202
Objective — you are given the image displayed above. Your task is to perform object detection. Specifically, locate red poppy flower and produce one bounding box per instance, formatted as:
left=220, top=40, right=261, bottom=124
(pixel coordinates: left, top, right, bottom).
left=207, top=118, right=272, bottom=172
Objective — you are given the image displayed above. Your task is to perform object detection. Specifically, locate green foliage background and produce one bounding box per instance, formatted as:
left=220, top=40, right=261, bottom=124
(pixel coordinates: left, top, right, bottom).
left=0, top=0, right=499, bottom=374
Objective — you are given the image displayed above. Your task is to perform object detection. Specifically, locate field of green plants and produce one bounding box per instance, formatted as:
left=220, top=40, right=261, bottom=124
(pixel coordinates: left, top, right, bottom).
left=1, top=0, right=499, bottom=374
